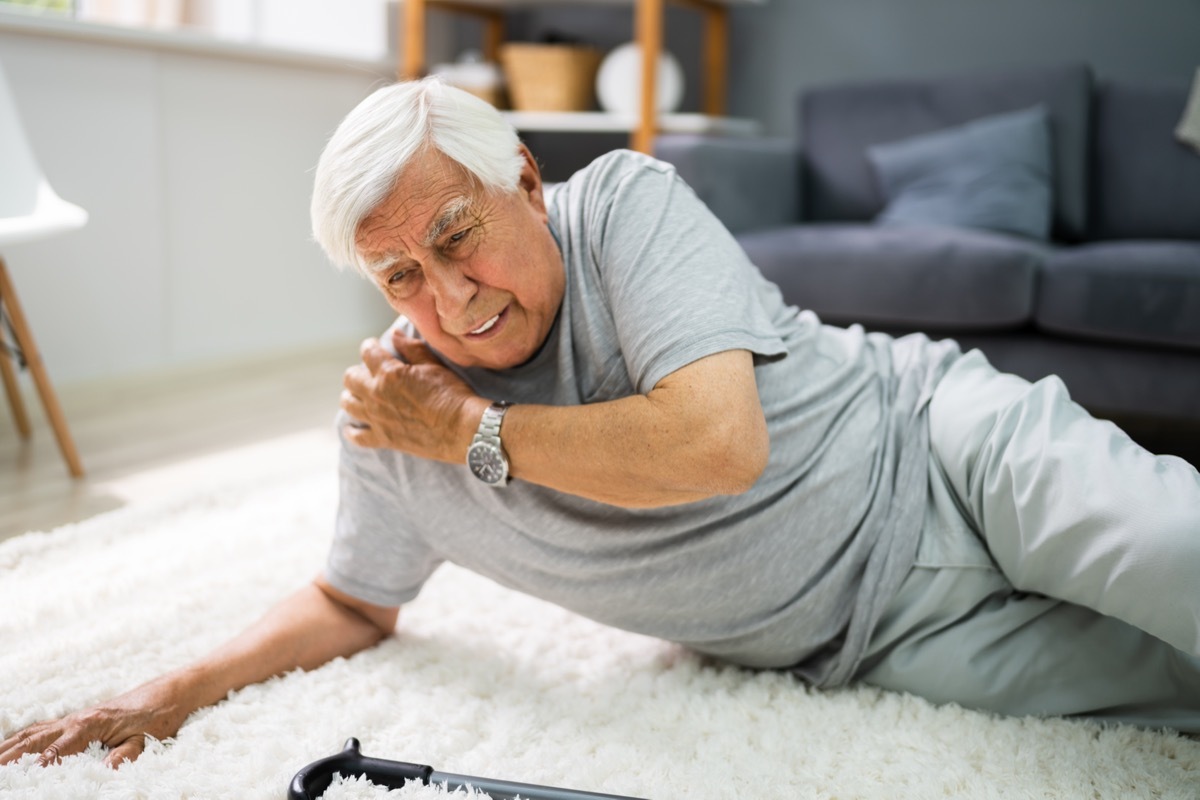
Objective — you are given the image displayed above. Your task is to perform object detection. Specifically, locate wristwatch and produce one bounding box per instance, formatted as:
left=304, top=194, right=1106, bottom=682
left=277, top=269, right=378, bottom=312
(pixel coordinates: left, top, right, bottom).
left=467, top=401, right=512, bottom=487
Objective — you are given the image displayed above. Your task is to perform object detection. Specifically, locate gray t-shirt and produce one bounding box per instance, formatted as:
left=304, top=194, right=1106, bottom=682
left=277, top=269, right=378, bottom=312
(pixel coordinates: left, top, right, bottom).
left=326, top=150, right=959, bottom=688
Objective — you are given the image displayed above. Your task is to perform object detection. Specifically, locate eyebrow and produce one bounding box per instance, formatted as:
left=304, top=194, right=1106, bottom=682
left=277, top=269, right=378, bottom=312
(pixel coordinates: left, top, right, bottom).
left=363, top=255, right=400, bottom=276
left=362, top=195, right=473, bottom=276
left=421, top=195, right=473, bottom=248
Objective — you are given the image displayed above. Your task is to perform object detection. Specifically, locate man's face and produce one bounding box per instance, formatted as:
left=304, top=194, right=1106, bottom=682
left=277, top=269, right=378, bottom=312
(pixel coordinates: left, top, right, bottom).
left=355, top=145, right=564, bottom=370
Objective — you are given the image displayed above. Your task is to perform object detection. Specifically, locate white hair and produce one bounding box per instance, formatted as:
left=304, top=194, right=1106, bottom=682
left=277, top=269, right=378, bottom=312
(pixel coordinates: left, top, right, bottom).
left=310, top=77, right=524, bottom=277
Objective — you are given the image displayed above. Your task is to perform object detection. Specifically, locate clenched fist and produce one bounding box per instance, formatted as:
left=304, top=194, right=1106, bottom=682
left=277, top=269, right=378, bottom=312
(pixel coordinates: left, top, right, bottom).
left=340, top=332, right=490, bottom=464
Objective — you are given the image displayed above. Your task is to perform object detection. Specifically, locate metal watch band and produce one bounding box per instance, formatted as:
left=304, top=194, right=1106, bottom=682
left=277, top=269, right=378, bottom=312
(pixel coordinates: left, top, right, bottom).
left=471, top=401, right=511, bottom=449
left=467, top=401, right=512, bottom=486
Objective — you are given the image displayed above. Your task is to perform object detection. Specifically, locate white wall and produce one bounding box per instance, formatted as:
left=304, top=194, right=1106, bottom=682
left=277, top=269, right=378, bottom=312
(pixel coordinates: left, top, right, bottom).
left=0, top=22, right=398, bottom=387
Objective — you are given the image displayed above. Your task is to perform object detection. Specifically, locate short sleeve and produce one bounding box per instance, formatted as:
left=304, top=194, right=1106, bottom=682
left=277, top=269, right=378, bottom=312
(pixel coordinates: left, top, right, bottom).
left=588, top=153, right=788, bottom=393
left=324, top=411, right=442, bottom=607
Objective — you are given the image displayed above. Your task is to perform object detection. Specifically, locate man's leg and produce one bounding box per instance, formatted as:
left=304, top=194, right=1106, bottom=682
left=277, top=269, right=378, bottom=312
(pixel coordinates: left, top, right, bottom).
left=856, top=448, right=1200, bottom=732
left=927, top=349, right=1200, bottom=656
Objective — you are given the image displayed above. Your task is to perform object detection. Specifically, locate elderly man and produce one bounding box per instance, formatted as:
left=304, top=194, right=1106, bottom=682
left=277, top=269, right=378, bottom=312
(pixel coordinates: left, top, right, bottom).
left=3, top=79, right=1198, bottom=769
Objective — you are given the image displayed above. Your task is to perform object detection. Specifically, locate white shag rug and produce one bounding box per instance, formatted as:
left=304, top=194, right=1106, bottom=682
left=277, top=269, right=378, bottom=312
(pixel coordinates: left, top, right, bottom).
left=1, top=452, right=1197, bottom=800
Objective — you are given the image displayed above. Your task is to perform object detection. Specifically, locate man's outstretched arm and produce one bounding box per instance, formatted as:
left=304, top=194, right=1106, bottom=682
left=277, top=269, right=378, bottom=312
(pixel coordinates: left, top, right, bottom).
left=0, top=578, right=398, bottom=769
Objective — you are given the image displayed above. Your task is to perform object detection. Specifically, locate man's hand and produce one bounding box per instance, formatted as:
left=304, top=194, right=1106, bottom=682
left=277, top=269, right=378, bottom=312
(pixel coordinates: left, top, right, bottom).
left=341, top=334, right=489, bottom=463
left=0, top=677, right=192, bottom=769
left=0, top=580, right=398, bottom=770
left=342, top=330, right=767, bottom=507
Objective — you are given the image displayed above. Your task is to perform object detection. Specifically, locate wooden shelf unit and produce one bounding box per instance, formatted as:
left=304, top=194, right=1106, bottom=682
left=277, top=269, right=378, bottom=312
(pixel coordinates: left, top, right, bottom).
left=399, top=0, right=763, bottom=153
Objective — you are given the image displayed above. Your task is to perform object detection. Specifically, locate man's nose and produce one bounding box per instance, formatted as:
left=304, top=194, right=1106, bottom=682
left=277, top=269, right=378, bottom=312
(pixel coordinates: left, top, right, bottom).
left=426, top=262, right=478, bottom=320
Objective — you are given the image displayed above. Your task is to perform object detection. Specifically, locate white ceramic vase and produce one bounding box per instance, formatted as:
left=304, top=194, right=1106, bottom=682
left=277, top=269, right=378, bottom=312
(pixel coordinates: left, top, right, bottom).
left=595, top=42, right=685, bottom=115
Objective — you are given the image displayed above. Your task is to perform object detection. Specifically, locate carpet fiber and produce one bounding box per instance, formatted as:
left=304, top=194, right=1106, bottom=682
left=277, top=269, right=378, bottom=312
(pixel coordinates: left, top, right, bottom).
left=1, top=456, right=1197, bottom=799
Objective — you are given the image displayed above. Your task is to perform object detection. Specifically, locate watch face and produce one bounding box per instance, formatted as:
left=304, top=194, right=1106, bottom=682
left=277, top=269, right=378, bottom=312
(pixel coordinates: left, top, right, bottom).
left=467, top=442, right=508, bottom=485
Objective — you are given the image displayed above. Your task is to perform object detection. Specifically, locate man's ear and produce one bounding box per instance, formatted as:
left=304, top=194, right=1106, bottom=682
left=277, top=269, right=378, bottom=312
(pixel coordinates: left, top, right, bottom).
left=516, top=143, right=547, bottom=218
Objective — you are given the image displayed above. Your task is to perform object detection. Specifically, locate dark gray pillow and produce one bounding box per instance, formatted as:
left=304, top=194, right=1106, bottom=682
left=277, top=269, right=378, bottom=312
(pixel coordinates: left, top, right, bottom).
left=867, top=106, right=1053, bottom=240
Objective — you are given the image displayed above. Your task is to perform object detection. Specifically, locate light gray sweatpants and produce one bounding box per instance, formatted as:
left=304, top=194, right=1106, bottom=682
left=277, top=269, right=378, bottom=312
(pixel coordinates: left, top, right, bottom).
left=857, top=349, right=1200, bottom=732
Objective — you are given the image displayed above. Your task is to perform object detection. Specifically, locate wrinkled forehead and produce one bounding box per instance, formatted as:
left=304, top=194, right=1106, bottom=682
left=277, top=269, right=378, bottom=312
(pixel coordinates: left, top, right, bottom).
left=356, top=150, right=480, bottom=262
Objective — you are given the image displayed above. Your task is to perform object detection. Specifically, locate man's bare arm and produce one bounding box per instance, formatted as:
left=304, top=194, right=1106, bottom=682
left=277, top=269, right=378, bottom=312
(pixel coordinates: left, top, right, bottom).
left=0, top=578, right=398, bottom=768
left=502, top=349, right=769, bottom=506
left=343, top=336, right=769, bottom=508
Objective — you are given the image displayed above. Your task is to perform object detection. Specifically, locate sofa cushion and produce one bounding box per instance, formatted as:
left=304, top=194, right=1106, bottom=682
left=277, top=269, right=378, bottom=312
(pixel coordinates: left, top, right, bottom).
left=1038, top=241, right=1200, bottom=350
left=1090, top=79, right=1200, bottom=240
left=867, top=106, right=1052, bottom=240
left=801, top=63, right=1091, bottom=241
left=950, top=332, right=1200, bottom=424
left=738, top=223, right=1043, bottom=330
left=653, top=134, right=800, bottom=235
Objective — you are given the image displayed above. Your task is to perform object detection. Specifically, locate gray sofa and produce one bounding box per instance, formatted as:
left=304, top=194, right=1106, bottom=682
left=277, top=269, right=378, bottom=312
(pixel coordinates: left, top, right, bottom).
left=656, top=63, right=1200, bottom=454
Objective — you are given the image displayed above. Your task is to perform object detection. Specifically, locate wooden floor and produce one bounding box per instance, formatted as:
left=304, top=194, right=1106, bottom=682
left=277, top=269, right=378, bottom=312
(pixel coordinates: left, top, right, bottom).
left=0, top=342, right=359, bottom=543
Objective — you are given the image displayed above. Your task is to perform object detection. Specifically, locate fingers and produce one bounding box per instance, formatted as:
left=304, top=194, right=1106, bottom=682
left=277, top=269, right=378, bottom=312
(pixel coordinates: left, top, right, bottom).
left=0, top=722, right=53, bottom=765
left=341, top=343, right=416, bottom=419
left=359, top=337, right=388, bottom=375
left=2, top=699, right=164, bottom=771
left=340, top=371, right=377, bottom=436
left=344, top=422, right=381, bottom=449
left=352, top=332, right=436, bottom=392
left=0, top=720, right=92, bottom=767
left=37, top=719, right=105, bottom=767
left=391, top=330, right=438, bottom=365
left=38, top=741, right=61, bottom=767
left=360, top=336, right=416, bottom=374
left=103, top=736, right=145, bottom=769
left=339, top=389, right=367, bottom=422
left=342, top=364, right=372, bottom=399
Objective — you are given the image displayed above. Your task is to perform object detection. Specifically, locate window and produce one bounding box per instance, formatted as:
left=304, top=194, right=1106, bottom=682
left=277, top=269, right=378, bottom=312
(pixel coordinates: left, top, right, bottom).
left=0, top=0, right=391, bottom=61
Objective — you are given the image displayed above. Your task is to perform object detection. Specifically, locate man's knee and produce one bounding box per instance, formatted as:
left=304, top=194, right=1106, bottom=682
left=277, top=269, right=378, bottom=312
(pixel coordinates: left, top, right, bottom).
left=928, top=351, right=1037, bottom=508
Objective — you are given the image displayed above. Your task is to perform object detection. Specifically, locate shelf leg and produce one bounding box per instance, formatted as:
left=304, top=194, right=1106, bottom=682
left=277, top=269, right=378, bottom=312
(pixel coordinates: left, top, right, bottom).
left=702, top=3, right=728, bottom=117
left=401, top=0, right=426, bottom=80
left=633, top=0, right=665, bottom=154
left=483, top=12, right=505, bottom=66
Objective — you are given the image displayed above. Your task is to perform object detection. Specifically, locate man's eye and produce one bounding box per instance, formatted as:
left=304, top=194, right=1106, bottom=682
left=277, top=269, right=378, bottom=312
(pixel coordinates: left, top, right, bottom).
left=386, top=269, right=420, bottom=298
left=448, top=228, right=471, bottom=245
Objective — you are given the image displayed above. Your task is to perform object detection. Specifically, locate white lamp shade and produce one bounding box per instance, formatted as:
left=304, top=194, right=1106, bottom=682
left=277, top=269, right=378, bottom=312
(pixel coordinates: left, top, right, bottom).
left=595, top=43, right=685, bottom=115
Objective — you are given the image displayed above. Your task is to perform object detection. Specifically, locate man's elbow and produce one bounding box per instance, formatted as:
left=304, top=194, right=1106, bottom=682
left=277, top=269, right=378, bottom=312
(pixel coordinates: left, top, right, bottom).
left=314, top=577, right=400, bottom=639
left=703, top=413, right=770, bottom=495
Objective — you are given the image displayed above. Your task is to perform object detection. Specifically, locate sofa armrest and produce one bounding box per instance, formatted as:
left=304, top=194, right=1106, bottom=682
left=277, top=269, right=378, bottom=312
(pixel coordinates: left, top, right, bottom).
left=654, top=134, right=800, bottom=235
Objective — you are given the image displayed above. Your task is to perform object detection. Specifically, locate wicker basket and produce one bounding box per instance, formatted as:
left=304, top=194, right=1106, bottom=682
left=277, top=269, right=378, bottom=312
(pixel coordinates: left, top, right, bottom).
left=500, top=43, right=603, bottom=112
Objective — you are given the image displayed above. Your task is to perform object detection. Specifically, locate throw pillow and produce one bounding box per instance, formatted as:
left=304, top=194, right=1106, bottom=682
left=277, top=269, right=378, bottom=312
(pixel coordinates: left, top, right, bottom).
left=867, top=105, right=1053, bottom=240
left=1175, top=66, right=1200, bottom=154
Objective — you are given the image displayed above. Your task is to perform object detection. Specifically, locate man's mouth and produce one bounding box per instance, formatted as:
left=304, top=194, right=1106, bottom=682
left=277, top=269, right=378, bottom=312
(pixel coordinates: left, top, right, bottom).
left=464, top=306, right=508, bottom=339
left=470, top=314, right=501, bottom=335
